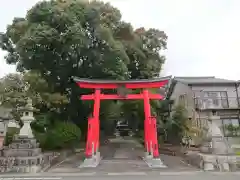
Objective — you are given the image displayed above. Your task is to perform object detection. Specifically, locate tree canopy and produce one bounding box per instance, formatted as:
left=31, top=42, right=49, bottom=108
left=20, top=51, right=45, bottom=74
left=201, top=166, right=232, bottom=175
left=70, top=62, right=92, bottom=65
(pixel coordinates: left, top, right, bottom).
left=0, top=0, right=168, bottom=136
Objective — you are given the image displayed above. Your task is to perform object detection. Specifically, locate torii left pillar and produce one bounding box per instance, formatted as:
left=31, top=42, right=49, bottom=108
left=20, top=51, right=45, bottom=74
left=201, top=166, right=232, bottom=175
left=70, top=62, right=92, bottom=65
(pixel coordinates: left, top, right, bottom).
left=80, top=89, right=101, bottom=168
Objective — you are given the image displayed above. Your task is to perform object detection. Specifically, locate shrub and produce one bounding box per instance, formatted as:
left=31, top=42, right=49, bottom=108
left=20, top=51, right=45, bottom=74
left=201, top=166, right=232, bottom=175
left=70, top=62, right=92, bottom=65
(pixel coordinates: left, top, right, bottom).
left=34, top=131, right=47, bottom=148
left=4, top=127, right=19, bottom=145
left=42, top=121, right=81, bottom=150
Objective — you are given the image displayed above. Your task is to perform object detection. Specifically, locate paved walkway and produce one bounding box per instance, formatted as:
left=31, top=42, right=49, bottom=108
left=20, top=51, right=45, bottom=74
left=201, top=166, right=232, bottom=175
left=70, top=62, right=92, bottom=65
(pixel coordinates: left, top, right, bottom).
left=2, top=171, right=240, bottom=180
left=48, top=137, right=198, bottom=173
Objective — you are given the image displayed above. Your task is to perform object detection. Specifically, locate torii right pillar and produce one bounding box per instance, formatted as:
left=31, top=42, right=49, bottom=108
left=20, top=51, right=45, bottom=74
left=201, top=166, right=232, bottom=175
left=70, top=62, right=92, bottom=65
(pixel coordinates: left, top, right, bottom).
left=143, top=89, right=167, bottom=168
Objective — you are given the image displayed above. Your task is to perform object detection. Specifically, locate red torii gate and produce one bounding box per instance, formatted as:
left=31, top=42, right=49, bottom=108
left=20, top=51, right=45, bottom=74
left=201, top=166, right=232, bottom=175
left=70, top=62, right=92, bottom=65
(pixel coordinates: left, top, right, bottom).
left=73, top=77, right=170, bottom=163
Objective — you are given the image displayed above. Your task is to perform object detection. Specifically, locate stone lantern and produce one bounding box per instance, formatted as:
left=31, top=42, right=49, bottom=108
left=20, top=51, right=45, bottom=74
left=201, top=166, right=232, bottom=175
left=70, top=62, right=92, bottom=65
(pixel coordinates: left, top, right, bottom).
left=18, top=98, right=37, bottom=138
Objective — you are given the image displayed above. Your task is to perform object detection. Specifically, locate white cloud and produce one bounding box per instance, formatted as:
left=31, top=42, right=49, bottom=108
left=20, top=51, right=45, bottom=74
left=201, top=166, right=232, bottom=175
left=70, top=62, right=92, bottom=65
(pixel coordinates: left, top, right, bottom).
left=1, top=0, right=240, bottom=79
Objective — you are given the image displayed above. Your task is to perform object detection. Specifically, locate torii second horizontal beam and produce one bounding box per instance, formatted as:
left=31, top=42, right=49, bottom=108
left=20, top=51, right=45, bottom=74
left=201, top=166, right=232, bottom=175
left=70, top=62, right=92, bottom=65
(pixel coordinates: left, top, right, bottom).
left=81, top=93, right=163, bottom=100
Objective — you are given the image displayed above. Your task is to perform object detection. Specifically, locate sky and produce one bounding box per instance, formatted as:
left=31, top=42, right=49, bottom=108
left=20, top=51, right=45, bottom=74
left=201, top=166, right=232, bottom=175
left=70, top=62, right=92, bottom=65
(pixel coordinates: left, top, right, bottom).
left=0, top=0, right=240, bottom=80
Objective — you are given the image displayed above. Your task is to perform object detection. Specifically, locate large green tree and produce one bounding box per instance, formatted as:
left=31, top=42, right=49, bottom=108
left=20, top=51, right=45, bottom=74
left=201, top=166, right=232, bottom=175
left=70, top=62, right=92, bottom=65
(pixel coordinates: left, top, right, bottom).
left=0, top=0, right=167, bottom=134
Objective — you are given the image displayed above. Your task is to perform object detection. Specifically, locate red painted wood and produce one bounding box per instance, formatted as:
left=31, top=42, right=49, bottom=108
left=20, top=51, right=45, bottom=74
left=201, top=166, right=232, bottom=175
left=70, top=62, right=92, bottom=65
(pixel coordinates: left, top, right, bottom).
left=81, top=93, right=163, bottom=100
left=86, top=117, right=94, bottom=157
left=77, top=80, right=169, bottom=89
left=143, top=90, right=151, bottom=154
left=151, top=117, right=159, bottom=157
left=95, top=116, right=99, bottom=152
left=92, top=89, right=101, bottom=153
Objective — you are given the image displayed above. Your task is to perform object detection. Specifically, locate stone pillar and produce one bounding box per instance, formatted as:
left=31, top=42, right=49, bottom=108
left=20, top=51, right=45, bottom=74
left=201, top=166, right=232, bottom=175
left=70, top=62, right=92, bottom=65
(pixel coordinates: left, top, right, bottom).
left=208, top=110, right=231, bottom=155
left=198, top=106, right=235, bottom=171
left=179, top=99, right=238, bottom=171
left=0, top=113, right=9, bottom=149
left=19, top=98, right=35, bottom=138
left=0, top=119, right=7, bottom=149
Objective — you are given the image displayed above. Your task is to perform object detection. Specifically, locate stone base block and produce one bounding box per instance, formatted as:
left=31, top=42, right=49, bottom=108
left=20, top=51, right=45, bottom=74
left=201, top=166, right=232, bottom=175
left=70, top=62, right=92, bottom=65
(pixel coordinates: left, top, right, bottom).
left=144, top=157, right=167, bottom=168
left=2, top=165, right=42, bottom=173
left=144, top=152, right=152, bottom=159
left=203, top=161, right=215, bottom=171
left=79, top=152, right=101, bottom=168
left=186, top=151, right=238, bottom=172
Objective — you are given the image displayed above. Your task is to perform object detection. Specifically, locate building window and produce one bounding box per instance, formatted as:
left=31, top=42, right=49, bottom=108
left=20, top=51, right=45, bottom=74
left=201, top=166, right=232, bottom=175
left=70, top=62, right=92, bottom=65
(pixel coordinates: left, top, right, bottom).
left=203, top=91, right=228, bottom=108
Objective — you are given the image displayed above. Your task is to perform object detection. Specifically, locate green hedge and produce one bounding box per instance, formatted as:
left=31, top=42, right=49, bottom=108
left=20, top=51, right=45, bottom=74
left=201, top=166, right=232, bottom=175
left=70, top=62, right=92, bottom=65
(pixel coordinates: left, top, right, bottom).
left=4, top=122, right=81, bottom=151
left=4, top=127, right=19, bottom=145
left=39, top=121, right=81, bottom=150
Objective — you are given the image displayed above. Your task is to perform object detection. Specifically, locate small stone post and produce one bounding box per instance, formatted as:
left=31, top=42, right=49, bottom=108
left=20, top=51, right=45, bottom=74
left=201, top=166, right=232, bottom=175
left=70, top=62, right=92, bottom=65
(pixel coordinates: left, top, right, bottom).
left=0, top=119, right=7, bottom=149
left=0, top=110, right=10, bottom=149
left=19, top=98, right=35, bottom=138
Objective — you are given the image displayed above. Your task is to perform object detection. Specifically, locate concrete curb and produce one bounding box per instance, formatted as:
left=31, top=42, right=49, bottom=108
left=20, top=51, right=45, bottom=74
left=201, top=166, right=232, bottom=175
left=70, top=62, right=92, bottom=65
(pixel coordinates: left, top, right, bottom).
left=2, top=171, right=240, bottom=177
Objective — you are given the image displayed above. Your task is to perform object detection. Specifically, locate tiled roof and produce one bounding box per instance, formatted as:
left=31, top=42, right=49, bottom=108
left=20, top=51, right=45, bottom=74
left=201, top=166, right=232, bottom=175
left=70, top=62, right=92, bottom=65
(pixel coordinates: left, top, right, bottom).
left=166, top=76, right=238, bottom=98
left=174, top=76, right=237, bottom=84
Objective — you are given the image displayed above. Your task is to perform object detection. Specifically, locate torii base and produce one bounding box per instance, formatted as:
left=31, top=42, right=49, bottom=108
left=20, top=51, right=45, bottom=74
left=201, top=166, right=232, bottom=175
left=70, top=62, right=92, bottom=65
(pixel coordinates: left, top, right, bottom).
left=144, top=152, right=153, bottom=160
left=79, top=152, right=101, bottom=168
left=144, top=156, right=167, bottom=168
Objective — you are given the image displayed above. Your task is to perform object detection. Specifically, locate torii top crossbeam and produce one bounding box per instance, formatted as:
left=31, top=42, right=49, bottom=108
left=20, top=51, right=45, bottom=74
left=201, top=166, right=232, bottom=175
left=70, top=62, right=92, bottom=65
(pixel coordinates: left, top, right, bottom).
left=73, top=76, right=171, bottom=100
left=73, top=76, right=171, bottom=89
